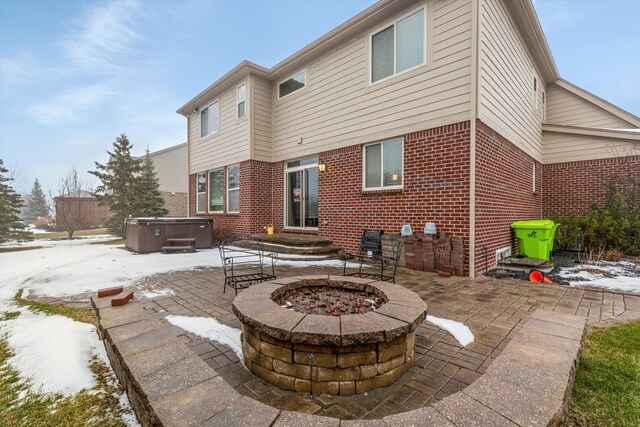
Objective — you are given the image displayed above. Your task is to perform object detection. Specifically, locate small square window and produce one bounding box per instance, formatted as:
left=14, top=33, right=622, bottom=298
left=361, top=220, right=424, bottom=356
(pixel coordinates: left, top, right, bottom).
left=363, top=138, right=403, bottom=190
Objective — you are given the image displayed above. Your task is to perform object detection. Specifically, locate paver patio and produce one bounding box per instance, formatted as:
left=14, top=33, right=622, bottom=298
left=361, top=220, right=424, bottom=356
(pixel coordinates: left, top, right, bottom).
left=133, top=265, right=640, bottom=420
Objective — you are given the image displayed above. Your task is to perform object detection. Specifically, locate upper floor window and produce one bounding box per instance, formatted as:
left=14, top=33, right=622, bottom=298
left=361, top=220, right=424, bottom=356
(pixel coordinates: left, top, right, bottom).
left=196, top=173, right=206, bottom=213
left=201, top=101, right=218, bottom=137
left=363, top=138, right=403, bottom=190
left=371, top=8, right=425, bottom=83
left=237, top=83, right=246, bottom=118
left=208, top=168, right=224, bottom=212
left=227, top=164, right=240, bottom=213
left=278, top=70, right=306, bottom=99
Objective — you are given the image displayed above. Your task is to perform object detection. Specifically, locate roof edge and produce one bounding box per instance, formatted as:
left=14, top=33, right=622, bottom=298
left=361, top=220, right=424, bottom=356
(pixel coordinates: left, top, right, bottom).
left=176, top=61, right=270, bottom=115
left=505, top=0, right=559, bottom=83
left=554, top=79, right=640, bottom=128
left=543, top=124, right=640, bottom=141
left=270, top=0, right=398, bottom=76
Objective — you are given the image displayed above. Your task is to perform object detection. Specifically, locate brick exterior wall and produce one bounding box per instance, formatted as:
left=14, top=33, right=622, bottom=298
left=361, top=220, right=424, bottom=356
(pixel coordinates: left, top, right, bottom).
left=189, top=160, right=282, bottom=237
left=160, top=191, right=188, bottom=217
left=318, top=122, right=471, bottom=274
left=187, top=119, right=635, bottom=277
left=542, top=156, right=640, bottom=217
left=474, top=120, right=542, bottom=274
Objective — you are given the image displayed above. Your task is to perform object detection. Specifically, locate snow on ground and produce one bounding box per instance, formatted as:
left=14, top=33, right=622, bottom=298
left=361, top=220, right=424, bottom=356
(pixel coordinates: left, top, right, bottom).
left=1, top=309, right=109, bottom=396
left=0, top=239, right=351, bottom=302
left=556, top=260, right=640, bottom=293
left=165, top=315, right=243, bottom=361
left=425, top=315, right=474, bottom=346
left=139, top=288, right=176, bottom=299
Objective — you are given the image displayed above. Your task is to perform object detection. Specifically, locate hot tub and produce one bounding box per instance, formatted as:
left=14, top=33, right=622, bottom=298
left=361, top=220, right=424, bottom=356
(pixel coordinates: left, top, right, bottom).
left=124, top=217, right=213, bottom=253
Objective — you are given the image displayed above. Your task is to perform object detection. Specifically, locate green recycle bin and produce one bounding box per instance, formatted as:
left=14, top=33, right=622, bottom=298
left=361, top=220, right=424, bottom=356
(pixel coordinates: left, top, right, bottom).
left=510, top=220, right=559, bottom=260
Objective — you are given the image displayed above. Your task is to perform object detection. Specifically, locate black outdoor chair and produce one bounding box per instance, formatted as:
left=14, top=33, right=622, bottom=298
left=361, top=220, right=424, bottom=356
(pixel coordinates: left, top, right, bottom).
left=339, top=230, right=403, bottom=283
left=218, top=237, right=278, bottom=295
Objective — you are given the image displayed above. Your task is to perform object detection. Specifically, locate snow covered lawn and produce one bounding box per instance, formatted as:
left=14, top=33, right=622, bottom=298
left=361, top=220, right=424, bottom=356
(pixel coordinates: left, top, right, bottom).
left=556, top=260, right=640, bottom=293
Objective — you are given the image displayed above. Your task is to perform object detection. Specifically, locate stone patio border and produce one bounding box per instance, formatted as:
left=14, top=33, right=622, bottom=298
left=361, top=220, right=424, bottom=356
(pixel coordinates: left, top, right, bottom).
left=92, top=291, right=586, bottom=426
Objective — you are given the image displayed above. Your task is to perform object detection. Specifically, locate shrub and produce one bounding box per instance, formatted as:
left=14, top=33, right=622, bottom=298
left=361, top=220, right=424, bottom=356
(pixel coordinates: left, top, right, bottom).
left=553, top=185, right=640, bottom=256
left=212, top=225, right=234, bottom=245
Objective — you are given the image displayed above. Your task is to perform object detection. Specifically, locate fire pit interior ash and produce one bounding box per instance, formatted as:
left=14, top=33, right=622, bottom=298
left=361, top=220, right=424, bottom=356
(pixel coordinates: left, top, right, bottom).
left=274, top=284, right=384, bottom=315
left=232, top=276, right=428, bottom=396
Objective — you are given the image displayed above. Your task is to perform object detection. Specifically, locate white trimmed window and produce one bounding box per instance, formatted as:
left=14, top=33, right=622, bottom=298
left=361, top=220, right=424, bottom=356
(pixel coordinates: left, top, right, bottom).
left=208, top=168, right=224, bottom=212
left=227, top=164, right=240, bottom=213
left=278, top=70, right=306, bottom=99
left=201, top=101, right=219, bottom=137
left=196, top=173, right=206, bottom=213
left=363, top=138, right=403, bottom=190
left=371, top=7, right=425, bottom=83
left=237, top=83, right=246, bottom=118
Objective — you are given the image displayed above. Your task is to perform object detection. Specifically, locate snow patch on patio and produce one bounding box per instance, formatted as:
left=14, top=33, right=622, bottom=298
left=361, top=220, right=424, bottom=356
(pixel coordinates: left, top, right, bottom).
left=0, top=310, right=109, bottom=396
left=425, top=315, right=474, bottom=346
left=139, top=288, right=175, bottom=299
left=165, top=315, right=243, bottom=361
left=556, top=260, right=640, bottom=293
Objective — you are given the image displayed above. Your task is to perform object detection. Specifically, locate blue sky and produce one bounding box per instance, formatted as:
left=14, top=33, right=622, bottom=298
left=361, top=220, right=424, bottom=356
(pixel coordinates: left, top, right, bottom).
left=1, top=0, right=638, bottom=194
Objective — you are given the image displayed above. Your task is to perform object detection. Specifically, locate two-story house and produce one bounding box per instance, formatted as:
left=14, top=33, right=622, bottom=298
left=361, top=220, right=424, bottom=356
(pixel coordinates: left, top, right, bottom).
left=177, top=0, right=639, bottom=277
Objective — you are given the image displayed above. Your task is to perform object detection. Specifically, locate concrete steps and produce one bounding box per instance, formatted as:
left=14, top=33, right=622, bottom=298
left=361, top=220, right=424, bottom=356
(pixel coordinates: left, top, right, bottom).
left=235, top=234, right=341, bottom=256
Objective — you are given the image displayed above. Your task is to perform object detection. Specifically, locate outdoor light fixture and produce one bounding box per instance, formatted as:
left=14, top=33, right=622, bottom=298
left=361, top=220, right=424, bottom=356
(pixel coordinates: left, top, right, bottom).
left=318, top=161, right=327, bottom=172
left=193, top=107, right=199, bottom=113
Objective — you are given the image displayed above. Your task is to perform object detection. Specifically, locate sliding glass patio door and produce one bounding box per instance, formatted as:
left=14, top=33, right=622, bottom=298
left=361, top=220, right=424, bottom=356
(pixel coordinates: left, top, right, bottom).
left=285, top=157, right=318, bottom=229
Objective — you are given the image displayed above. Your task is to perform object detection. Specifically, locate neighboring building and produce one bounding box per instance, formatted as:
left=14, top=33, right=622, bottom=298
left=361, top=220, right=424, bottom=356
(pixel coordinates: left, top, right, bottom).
left=177, top=0, right=640, bottom=276
left=146, top=143, right=188, bottom=216
left=54, top=191, right=109, bottom=231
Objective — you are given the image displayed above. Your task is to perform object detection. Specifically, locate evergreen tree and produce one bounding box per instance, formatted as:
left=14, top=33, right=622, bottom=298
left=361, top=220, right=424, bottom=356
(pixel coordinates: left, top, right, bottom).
left=0, top=159, right=31, bottom=242
left=89, top=134, right=143, bottom=237
left=134, top=149, right=169, bottom=217
left=24, top=178, right=49, bottom=221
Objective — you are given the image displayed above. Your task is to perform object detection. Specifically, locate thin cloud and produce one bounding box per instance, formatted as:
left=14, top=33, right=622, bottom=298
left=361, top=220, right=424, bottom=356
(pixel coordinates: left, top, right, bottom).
left=61, top=0, right=142, bottom=73
left=0, top=53, right=38, bottom=87
left=27, top=84, right=115, bottom=124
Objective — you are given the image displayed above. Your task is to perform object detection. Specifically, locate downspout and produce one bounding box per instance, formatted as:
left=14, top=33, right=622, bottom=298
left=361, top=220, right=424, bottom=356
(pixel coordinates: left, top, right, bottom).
left=468, top=0, right=481, bottom=278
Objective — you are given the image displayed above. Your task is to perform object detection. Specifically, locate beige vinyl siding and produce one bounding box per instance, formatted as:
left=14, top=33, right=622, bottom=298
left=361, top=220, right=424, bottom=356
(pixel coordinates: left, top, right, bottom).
left=188, top=84, right=250, bottom=173
left=543, top=132, right=638, bottom=163
left=149, top=145, right=188, bottom=193
left=545, top=84, right=632, bottom=129
left=252, top=75, right=272, bottom=162
left=478, top=0, right=544, bottom=162
left=270, top=0, right=472, bottom=161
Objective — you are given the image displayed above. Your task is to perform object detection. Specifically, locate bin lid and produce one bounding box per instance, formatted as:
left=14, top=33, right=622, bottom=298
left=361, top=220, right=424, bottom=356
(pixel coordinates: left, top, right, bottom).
left=510, top=219, right=556, bottom=229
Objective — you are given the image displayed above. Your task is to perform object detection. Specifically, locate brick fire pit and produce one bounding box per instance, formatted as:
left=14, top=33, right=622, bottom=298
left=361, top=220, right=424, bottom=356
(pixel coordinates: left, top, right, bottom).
left=232, top=275, right=427, bottom=396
